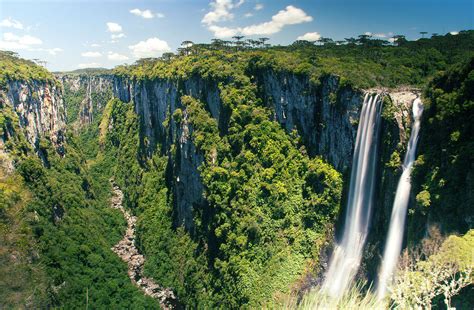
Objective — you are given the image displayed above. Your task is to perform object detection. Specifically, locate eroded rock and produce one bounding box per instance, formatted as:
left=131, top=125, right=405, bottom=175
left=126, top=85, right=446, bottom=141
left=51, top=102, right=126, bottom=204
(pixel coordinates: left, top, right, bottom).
left=109, top=181, right=177, bottom=309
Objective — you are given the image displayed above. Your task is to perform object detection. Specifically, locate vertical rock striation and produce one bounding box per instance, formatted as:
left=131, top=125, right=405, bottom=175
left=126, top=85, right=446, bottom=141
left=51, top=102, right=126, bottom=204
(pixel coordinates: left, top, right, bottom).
left=112, top=72, right=418, bottom=273
left=254, top=71, right=362, bottom=172
left=57, top=73, right=114, bottom=126
left=1, top=80, right=66, bottom=148
left=114, top=75, right=222, bottom=230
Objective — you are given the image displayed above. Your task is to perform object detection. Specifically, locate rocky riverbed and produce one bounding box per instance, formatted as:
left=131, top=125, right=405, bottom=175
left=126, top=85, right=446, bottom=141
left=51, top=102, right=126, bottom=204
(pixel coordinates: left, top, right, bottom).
left=110, top=181, right=178, bottom=309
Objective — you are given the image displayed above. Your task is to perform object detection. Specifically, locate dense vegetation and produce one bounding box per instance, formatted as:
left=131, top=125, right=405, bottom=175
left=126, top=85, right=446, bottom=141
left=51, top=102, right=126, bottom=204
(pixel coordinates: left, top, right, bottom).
left=14, top=138, right=156, bottom=308
left=0, top=53, right=156, bottom=307
left=0, top=51, right=55, bottom=87
left=115, top=30, right=474, bottom=89
left=411, top=57, right=474, bottom=238
left=1, top=31, right=473, bottom=308
left=102, top=83, right=342, bottom=306
left=0, top=120, right=157, bottom=308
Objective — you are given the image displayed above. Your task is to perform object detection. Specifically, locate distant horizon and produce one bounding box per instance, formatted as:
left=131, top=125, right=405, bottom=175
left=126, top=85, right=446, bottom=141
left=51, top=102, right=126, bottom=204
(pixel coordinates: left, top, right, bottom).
left=1, top=0, right=472, bottom=71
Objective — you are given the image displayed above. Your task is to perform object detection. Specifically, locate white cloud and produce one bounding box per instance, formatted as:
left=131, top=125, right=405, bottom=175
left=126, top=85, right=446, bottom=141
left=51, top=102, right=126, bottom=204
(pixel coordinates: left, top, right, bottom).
left=111, top=33, right=126, bottom=40
left=254, top=3, right=263, bottom=11
left=0, top=32, right=43, bottom=50
left=208, top=25, right=239, bottom=38
left=81, top=51, right=102, bottom=58
left=207, top=5, right=313, bottom=38
left=130, top=8, right=163, bottom=19
left=78, top=62, right=102, bottom=69
left=128, top=37, right=171, bottom=58
left=373, top=33, right=387, bottom=38
left=364, top=32, right=372, bottom=36
left=4, top=32, right=42, bottom=45
left=450, top=31, right=459, bottom=35
left=0, top=32, right=62, bottom=56
left=108, top=52, right=129, bottom=61
left=244, top=12, right=253, bottom=18
left=45, top=48, right=63, bottom=55
left=271, top=6, right=313, bottom=25
left=241, top=6, right=313, bottom=36
left=107, top=22, right=122, bottom=33
left=297, top=32, right=321, bottom=42
left=91, top=43, right=101, bottom=47
left=202, top=0, right=241, bottom=25
left=0, top=17, right=24, bottom=29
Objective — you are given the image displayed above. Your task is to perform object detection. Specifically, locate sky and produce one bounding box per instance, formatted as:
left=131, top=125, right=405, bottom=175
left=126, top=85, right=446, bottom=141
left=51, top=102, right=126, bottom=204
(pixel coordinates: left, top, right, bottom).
left=0, top=0, right=472, bottom=71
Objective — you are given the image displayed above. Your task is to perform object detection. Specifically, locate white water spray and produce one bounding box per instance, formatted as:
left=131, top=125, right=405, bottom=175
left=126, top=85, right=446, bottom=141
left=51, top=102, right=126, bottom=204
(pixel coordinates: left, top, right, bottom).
left=322, top=93, right=382, bottom=298
left=377, top=98, right=424, bottom=299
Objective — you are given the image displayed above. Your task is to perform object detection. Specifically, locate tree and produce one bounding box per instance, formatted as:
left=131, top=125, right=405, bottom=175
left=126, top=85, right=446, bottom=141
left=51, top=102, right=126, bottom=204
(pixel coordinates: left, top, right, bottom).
left=291, top=40, right=315, bottom=48
left=320, top=37, right=334, bottom=46
left=181, top=41, right=194, bottom=55
left=258, top=37, right=269, bottom=47
left=391, top=34, right=407, bottom=46
left=357, top=34, right=372, bottom=45
left=246, top=39, right=260, bottom=49
left=420, top=31, right=428, bottom=38
left=232, top=36, right=245, bottom=50
left=345, top=37, right=357, bottom=45
left=211, top=39, right=225, bottom=49
left=161, top=52, right=175, bottom=61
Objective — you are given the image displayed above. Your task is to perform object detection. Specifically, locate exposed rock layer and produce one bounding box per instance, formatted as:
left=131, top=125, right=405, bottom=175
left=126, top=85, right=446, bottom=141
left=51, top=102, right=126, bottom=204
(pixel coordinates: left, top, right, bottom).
left=113, top=73, right=417, bottom=237
left=1, top=80, right=66, bottom=148
left=56, top=74, right=114, bottom=126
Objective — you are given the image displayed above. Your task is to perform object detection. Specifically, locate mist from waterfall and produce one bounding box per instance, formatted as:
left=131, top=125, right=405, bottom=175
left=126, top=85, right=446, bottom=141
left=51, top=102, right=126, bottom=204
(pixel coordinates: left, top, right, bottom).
left=377, top=98, right=424, bottom=299
left=322, top=93, right=382, bottom=298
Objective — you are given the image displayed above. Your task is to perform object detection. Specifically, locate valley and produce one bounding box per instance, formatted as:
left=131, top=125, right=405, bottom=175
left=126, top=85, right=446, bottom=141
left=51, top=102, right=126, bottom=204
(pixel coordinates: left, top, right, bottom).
left=1, top=29, right=473, bottom=308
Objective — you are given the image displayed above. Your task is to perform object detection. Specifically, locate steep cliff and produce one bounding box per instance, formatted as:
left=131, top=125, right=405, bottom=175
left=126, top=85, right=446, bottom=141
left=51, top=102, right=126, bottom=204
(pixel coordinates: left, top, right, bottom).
left=57, top=73, right=113, bottom=126
left=1, top=80, right=66, bottom=150
left=113, top=76, right=222, bottom=229
left=111, top=66, right=421, bottom=237
left=254, top=71, right=362, bottom=172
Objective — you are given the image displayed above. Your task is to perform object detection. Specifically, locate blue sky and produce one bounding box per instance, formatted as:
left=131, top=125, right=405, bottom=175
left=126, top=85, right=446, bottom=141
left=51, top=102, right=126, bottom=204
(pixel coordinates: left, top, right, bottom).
left=0, top=0, right=472, bottom=71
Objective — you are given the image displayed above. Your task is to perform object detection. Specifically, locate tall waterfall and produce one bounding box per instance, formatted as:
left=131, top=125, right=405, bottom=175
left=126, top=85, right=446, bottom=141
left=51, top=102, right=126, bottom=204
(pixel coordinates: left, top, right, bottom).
left=322, top=93, right=382, bottom=297
left=377, top=98, right=424, bottom=299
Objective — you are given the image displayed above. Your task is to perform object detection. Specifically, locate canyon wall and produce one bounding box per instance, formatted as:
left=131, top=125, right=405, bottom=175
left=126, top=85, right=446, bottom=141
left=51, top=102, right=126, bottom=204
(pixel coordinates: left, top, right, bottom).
left=112, top=71, right=416, bottom=242
left=1, top=80, right=66, bottom=149
left=56, top=73, right=114, bottom=126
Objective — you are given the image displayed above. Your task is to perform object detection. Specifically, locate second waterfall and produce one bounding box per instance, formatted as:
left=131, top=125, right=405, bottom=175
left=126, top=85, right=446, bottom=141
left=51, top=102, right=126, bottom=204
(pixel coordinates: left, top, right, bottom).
left=377, top=98, right=424, bottom=299
left=322, top=93, right=382, bottom=298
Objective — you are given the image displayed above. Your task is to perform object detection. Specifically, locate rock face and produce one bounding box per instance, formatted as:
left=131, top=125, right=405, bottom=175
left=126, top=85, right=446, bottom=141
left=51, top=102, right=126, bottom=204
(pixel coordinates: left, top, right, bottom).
left=255, top=71, right=362, bottom=172
left=114, top=76, right=222, bottom=230
left=1, top=80, right=66, bottom=149
left=57, top=74, right=114, bottom=126
left=112, top=72, right=418, bottom=258
left=113, top=73, right=364, bottom=231
left=109, top=181, right=177, bottom=309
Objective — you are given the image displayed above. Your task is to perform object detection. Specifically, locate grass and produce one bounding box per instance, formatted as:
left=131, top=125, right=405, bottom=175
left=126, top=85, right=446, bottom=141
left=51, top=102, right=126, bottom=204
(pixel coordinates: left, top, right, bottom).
left=274, top=283, right=388, bottom=310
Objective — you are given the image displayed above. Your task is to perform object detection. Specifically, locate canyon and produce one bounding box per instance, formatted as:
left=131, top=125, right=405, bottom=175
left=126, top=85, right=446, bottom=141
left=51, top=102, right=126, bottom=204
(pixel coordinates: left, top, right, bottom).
left=1, top=36, right=472, bottom=308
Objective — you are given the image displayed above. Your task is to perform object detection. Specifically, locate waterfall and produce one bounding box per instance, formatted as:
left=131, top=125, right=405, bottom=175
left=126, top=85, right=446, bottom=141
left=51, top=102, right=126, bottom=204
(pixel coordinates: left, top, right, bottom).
left=377, top=98, right=424, bottom=299
left=322, top=93, right=382, bottom=298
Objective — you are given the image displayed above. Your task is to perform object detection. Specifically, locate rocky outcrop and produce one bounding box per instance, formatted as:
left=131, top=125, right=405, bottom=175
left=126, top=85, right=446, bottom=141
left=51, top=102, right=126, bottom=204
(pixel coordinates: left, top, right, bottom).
left=57, top=74, right=114, bottom=126
left=1, top=80, right=66, bottom=149
left=113, top=71, right=418, bottom=245
left=110, top=181, right=177, bottom=309
left=114, top=76, right=221, bottom=230
left=255, top=71, right=362, bottom=172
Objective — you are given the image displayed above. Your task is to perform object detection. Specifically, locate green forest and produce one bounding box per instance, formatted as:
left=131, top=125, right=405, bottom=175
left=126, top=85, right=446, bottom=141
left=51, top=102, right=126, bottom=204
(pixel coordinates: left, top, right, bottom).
left=1, top=29, right=473, bottom=309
